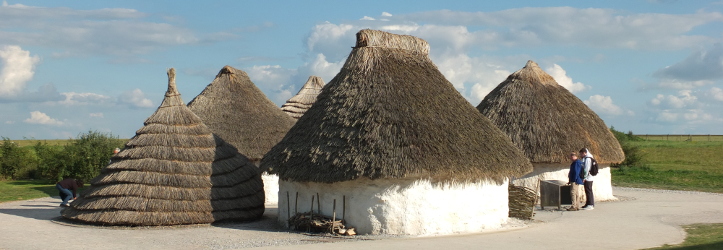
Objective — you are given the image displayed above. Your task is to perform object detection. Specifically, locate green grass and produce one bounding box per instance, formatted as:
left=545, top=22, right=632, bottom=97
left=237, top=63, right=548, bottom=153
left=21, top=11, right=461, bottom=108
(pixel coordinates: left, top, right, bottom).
left=611, top=140, right=723, bottom=193
left=9, top=139, right=73, bottom=147
left=9, top=138, right=128, bottom=147
left=0, top=180, right=59, bottom=202
left=647, top=223, right=723, bottom=250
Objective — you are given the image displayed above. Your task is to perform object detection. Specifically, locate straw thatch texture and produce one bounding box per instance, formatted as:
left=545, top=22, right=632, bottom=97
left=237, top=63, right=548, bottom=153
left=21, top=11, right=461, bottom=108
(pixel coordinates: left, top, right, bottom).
left=262, top=29, right=532, bottom=184
left=187, top=66, right=296, bottom=162
left=476, top=60, right=624, bottom=164
left=61, top=68, right=265, bottom=226
left=281, top=76, right=325, bottom=119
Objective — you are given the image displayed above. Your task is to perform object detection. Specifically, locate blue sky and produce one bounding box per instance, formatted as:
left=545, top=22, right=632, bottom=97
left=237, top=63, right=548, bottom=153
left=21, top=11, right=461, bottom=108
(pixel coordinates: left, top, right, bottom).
left=1, top=0, right=722, bottom=139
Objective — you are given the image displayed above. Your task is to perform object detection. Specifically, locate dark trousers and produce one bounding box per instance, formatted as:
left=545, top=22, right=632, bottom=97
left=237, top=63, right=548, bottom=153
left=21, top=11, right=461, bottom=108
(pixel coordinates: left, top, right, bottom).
left=584, top=181, right=594, bottom=206
left=56, top=184, right=73, bottom=205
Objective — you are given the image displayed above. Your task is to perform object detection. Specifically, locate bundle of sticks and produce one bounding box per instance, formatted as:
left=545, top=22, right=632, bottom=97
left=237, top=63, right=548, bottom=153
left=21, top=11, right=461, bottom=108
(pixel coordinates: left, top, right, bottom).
left=508, top=184, right=537, bottom=219
left=288, top=212, right=355, bottom=236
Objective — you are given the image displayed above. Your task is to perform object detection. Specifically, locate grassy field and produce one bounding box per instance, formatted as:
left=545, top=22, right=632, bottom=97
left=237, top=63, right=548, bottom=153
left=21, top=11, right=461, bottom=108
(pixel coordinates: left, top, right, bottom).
left=8, top=139, right=128, bottom=147
left=611, top=140, right=723, bottom=193
left=0, top=180, right=58, bottom=202
left=647, top=223, right=723, bottom=250
left=638, top=134, right=723, bottom=142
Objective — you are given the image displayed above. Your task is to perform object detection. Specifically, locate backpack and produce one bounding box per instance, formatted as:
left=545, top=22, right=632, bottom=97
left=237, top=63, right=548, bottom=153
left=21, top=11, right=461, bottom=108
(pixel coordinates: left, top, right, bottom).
left=579, top=157, right=599, bottom=178
left=588, top=157, right=599, bottom=176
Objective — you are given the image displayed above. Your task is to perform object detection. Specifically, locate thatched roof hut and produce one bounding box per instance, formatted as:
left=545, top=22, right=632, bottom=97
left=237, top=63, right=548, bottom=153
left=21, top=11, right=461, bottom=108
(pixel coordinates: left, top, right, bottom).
left=61, top=68, right=265, bottom=226
left=476, top=60, right=624, bottom=200
left=280, top=76, right=325, bottom=119
left=187, top=65, right=296, bottom=163
left=263, top=29, right=532, bottom=235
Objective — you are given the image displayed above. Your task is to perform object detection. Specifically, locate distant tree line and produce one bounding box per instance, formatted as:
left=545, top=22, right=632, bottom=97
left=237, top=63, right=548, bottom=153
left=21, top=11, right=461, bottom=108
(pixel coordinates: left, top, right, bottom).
left=0, top=131, right=125, bottom=182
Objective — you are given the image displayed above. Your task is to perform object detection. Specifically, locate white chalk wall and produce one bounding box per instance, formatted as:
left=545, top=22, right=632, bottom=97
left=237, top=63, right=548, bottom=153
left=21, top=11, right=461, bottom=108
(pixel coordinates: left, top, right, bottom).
left=277, top=178, right=509, bottom=235
left=262, top=173, right=279, bottom=206
left=512, top=163, right=616, bottom=201
left=250, top=159, right=280, bottom=207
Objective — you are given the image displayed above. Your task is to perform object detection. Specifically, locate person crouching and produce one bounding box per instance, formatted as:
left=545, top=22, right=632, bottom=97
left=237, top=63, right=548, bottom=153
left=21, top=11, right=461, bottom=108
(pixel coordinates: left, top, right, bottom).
left=55, top=178, right=83, bottom=207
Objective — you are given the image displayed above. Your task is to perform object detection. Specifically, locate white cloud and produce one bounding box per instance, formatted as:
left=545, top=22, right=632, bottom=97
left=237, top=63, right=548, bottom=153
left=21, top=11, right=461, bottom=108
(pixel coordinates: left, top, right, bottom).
left=0, top=3, right=230, bottom=57
left=0, top=45, right=40, bottom=98
left=584, top=95, right=634, bottom=116
left=653, top=44, right=723, bottom=82
left=397, top=8, right=723, bottom=50
left=360, top=16, right=375, bottom=21
left=656, top=111, right=678, bottom=122
left=649, top=90, right=699, bottom=109
left=655, top=109, right=714, bottom=123
left=709, top=87, right=723, bottom=101
left=59, top=92, right=112, bottom=105
left=381, top=12, right=393, bottom=17
left=547, top=64, right=589, bottom=93
left=245, top=65, right=296, bottom=105
left=24, top=111, right=64, bottom=126
left=89, top=112, right=104, bottom=118
left=306, top=23, right=356, bottom=60
left=297, top=53, right=344, bottom=82
left=656, top=79, right=713, bottom=89
left=118, top=89, right=153, bottom=108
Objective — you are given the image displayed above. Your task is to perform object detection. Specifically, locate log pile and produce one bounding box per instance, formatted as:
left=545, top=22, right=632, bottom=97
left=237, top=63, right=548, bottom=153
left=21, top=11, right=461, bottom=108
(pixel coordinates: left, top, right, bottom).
left=288, top=212, right=355, bottom=236
left=508, top=183, right=537, bottom=219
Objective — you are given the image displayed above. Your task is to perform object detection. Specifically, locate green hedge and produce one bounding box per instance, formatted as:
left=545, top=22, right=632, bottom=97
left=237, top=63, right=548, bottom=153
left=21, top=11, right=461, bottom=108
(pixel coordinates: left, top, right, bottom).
left=0, top=131, right=125, bottom=182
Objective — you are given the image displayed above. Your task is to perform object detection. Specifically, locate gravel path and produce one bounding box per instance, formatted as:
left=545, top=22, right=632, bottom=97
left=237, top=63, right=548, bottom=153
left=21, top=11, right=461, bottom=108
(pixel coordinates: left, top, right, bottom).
left=1, top=187, right=722, bottom=250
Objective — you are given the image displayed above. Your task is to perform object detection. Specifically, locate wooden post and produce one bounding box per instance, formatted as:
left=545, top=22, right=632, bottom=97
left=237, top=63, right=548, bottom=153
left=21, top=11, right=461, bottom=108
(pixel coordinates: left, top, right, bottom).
left=295, top=192, right=298, bottom=214
left=316, top=193, right=321, bottom=214
left=286, top=191, right=290, bottom=220
left=342, top=195, right=346, bottom=221
left=310, top=195, right=314, bottom=217
left=332, top=199, right=337, bottom=233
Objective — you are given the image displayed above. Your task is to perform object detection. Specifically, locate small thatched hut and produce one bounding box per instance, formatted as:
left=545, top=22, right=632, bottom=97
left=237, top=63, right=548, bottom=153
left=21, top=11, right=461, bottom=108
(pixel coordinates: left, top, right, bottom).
left=61, top=68, right=265, bottom=226
left=187, top=66, right=296, bottom=206
left=262, top=29, right=532, bottom=235
left=476, top=60, right=624, bottom=201
left=281, top=76, right=325, bottom=119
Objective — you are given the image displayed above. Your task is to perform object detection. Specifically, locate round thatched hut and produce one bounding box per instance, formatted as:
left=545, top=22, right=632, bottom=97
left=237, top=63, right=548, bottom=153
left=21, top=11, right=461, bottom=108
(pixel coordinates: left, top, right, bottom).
left=476, top=60, right=624, bottom=201
left=281, top=76, right=325, bottom=119
left=61, top=68, right=265, bottom=226
left=187, top=66, right=296, bottom=206
left=262, top=29, right=532, bottom=235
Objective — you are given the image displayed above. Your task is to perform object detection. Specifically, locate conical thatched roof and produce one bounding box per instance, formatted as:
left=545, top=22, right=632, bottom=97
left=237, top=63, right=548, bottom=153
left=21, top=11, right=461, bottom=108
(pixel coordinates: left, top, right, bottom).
left=62, top=68, right=265, bottom=226
left=261, top=29, right=532, bottom=184
left=476, top=60, right=624, bottom=164
left=281, top=76, right=325, bottom=119
left=187, top=66, right=296, bottom=162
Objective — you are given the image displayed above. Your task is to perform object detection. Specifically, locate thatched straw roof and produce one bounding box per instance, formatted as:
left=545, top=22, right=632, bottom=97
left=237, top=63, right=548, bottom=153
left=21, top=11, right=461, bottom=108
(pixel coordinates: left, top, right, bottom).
left=476, top=60, right=624, bottom=164
left=281, top=76, right=325, bottom=119
left=62, top=68, right=265, bottom=226
left=187, top=66, right=296, bottom=162
left=261, top=29, right=532, bottom=184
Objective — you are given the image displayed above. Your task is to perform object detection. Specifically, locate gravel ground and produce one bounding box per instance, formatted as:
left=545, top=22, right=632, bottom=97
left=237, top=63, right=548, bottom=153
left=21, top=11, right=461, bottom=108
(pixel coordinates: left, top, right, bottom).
left=2, top=187, right=722, bottom=250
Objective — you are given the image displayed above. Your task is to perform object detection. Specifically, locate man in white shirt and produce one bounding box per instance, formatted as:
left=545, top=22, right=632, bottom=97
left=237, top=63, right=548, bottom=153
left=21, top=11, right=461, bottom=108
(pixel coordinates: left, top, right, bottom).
left=579, top=148, right=595, bottom=210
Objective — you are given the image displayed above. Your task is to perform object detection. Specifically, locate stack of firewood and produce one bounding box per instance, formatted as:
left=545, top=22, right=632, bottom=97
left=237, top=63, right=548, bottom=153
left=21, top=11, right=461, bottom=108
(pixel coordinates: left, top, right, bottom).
left=288, top=212, right=356, bottom=236
left=508, top=184, right=537, bottom=219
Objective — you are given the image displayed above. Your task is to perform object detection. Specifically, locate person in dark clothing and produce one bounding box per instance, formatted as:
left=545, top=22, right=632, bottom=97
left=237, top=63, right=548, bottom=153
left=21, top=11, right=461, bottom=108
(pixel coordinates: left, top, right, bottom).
left=566, top=152, right=584, bottom=211
left=56, top=178, right=83, bottom=207
left=580, top=148, right=595, bottom=210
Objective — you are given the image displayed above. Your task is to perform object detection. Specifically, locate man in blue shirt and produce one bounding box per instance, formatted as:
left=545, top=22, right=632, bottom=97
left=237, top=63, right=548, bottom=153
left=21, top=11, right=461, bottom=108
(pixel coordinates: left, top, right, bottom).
left=566, top=152, right=584, bottom=211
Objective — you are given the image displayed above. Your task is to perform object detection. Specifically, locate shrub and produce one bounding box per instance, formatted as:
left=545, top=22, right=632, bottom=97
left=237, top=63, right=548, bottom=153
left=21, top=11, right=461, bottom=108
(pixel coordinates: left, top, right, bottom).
left=0, top=137, right=39, bottom=179
left=61, top=131, right=124, bottom=182
left=34, top=141, right=68, bottom=181
left=610, top=127, right=645, bottom=168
